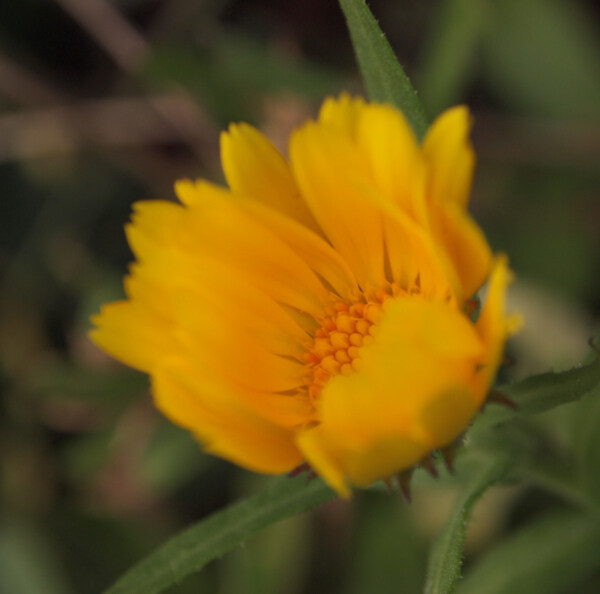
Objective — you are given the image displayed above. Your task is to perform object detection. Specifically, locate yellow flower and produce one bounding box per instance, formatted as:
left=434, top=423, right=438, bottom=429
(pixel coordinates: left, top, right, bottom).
left=90, top=95, right=517, bottom=498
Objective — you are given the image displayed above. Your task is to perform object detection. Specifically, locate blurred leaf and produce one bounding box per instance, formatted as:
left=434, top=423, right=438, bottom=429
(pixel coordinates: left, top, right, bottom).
left=338, top=0, right=429, bottom=137
left=418, top=0, right=487, bottom=116
left=480, top=0, right=600, bottom=118
left=424, top=452, right=514, bottom=594
left=0, top=517, right=72, bottom=594
left=457, top=509, right=600, bottom=594
left=104, top=475, right=334, bottom=594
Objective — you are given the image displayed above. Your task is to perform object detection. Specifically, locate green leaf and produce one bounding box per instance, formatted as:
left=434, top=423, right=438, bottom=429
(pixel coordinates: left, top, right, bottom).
left=470, top=353, right=600, bottom=437
left=0, top=518, right=73, bottom=594
left=462, top=350, right=600, bottom=510
left=423, top=452, right=514, bottom=594
left=338, top=0, right=429, bottom=138
left=103, top=476, right=334, bottom=594
left=457, top=510, right=600, bottom=594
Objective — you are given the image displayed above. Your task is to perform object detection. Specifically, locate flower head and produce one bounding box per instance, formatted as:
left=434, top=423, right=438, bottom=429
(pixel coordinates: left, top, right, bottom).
left=90, top=95, right=517, bottom=497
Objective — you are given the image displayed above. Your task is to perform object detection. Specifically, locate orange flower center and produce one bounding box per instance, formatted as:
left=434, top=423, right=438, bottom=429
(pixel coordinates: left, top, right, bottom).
left=304, top=289, right=398, bottom=400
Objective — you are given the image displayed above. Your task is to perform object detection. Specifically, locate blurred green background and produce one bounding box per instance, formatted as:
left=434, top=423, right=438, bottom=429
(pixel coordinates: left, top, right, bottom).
left=0, top=0, right=599, bottom=592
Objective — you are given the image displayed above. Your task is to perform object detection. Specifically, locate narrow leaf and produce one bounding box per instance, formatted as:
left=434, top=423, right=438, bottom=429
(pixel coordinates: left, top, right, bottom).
left=470, top=353, right=600, bottom=436
left=104, top=476, right=334, bottom=594
left=423, top=452, right=514, bottom=594
left=457, top=510, right=600, bottom=594
left=338, top=0, right=429, bottom=137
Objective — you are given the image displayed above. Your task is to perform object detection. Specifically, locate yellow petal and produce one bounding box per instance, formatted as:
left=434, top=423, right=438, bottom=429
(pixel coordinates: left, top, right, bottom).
left=135, top=244, right=309, bottom=358
left=475, top=255, right=517, bottom=400
left=297, top=297, right=485, bottom=494
left=295, top=427, right=350, bottom=498
left=363, top=187, right=461, bottom=298
left=237, top=198, right=358, bottom=298
left=170, top=284, right=308, bottom=394
left=290, top=122, right=386, bottom=288
left=433, top=202, right=493, bottom=298
left=320, top=298, right=482, bottom=432
left=355, top=103, right=428, bottom=227
left=179, top=175, right=357, bottom=299
left=220, top=123, right=318, bottom=230
left=422, top=105, right=475, bottom=209
left=137, top=246, right=316, bottom=427
left=153, top=358, right=303, bottom=474
left=175, top=179, right=329, bottom=317
left=419, top=386, right=478, bottom=447
left=125, top=200, right=185, bottom=261
left=123, top=263, right=174, bottom=318
left=89, top=300, right=176, bottom=373
left=345, top=435, right=428, bottom=487
left=89, top=96, right=517, bottom=497
left=318, top=93, right=366, bottom=136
